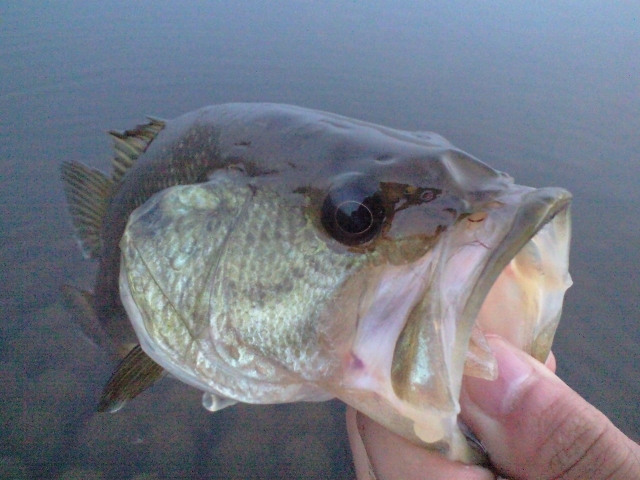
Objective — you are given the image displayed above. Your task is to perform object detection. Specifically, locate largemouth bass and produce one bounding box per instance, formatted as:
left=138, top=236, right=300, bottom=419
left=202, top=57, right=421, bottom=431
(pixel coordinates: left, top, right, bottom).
left=61, top=103, right=571, bottom=463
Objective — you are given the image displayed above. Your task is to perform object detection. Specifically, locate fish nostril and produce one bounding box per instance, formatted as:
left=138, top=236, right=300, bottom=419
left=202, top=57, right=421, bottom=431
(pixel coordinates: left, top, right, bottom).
left=468, top=212, right=487, bottom=223
left=420, top=190, right=438, bottom=202
left=374, top=154, right=395, bottom=163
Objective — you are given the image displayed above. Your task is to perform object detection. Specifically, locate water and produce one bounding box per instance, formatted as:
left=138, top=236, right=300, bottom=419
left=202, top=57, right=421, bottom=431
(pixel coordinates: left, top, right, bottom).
left=1, top=1, right=639, bottom=478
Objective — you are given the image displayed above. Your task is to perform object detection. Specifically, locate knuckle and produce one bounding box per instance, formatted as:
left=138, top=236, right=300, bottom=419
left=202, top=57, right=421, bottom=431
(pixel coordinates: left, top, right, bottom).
left=534, top=395, right=608, bottom=479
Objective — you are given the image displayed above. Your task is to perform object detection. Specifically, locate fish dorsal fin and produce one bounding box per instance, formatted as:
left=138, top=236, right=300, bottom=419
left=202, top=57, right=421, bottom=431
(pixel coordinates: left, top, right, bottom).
left=61, top=161, right=114, bottom=259
left=98, top=344, right=166, bottom=413
left=108, top=117, right=165, bottom=183
left=61, top=118, right=165, bottom=258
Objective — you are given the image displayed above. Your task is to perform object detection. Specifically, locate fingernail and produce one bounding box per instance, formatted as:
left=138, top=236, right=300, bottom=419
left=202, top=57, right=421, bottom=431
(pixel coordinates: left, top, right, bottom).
left=462, top=336, right=534, bottom=418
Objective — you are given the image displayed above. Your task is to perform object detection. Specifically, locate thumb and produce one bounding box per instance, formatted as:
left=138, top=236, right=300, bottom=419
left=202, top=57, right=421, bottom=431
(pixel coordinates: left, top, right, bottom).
left=460, top=336, right=640, bottom=480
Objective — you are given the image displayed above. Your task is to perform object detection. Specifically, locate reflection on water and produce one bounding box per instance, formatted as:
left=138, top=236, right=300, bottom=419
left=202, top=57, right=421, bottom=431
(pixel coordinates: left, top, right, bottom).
left=1, top=0, right=639, bottom=478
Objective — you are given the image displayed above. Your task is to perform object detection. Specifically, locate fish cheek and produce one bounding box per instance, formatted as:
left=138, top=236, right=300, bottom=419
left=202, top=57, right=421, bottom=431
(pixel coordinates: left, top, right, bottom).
left=371, top=234, right=437, bottom=266
left=201, top=182, right=369, bottom=381
left=391, top=295, right=454, bottom=412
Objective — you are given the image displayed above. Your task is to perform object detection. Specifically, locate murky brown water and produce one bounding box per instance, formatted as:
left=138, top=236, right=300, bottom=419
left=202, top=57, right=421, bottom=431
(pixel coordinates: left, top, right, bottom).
left=1, top=1, right=638, bottom=478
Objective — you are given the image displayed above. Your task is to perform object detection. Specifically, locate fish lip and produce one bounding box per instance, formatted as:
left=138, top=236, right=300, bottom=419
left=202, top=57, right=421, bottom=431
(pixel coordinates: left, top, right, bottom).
left=455, top=187, right=572, bottom=375
left=463, top=187, right=572, bottom=325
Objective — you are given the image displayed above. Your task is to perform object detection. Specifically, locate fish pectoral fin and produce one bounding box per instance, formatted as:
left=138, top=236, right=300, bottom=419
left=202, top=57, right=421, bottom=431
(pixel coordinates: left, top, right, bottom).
left=60, top=161, right=114, bottom=259
left=98, top=344, right=166, bottom=413
left=60, top=284, right=114, bottom=353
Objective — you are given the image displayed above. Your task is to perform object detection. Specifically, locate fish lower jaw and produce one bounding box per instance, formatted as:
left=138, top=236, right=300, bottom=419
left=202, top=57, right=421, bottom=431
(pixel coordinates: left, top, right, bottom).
left=329, top=252, right=479, bottom=461
left=345, top=377, right=450, bottom=443
left=331, top=372, right=479, bottom=463
left=334, top=335, right=478, bottom=461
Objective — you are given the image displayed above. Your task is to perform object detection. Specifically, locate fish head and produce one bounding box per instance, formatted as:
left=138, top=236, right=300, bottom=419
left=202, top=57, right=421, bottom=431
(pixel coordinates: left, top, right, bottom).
left=118, top=109, right=572, bottom=462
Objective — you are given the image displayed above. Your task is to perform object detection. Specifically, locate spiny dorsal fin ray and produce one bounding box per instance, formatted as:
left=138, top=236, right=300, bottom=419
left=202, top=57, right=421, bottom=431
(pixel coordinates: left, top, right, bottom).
left=98, top=344, right=166, bottom=413
left=60, top=161, right=114, bottom=259
left=108, top=117, right=165, bottom=183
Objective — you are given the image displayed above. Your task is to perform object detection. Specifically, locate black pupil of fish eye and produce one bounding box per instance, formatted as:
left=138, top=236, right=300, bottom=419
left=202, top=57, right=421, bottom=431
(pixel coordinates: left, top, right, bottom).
left=335, top=200, right=373, bottom=235
left=321, top=186, right=385, bottom=245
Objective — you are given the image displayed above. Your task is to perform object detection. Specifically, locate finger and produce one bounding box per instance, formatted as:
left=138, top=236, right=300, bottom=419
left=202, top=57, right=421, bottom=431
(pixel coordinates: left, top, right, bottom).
left=346, top=406, right=377, bottom=480
left=545, top=350, right=556, bottom=373
left=460, top=336, right=640, bottom=480
left=346, top=406, right=494, bottom=480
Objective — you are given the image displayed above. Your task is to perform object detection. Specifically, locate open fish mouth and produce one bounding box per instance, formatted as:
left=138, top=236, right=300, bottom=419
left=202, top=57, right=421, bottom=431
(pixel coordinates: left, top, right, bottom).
left=333, top=185, right=572, bottom=462
left=465, top=186, right=572, bottom=366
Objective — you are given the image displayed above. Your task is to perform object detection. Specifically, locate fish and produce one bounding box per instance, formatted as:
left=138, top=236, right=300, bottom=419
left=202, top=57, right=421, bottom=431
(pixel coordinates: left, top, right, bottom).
left=61, top=103, right=572, bottom=463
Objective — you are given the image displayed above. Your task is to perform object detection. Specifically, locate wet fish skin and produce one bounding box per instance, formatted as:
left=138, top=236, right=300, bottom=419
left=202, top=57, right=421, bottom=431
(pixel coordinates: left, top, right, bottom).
left=62, top=103, right=572, bottom=463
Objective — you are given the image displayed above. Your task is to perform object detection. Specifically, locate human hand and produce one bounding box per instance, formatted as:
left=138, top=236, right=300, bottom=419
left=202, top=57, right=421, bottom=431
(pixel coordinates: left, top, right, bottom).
left=347, top=336, right=640, bottom=479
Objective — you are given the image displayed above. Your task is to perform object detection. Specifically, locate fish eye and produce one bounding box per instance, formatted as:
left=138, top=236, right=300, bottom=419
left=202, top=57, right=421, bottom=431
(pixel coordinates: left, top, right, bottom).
left=321, top=180, right=386, bottom=246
